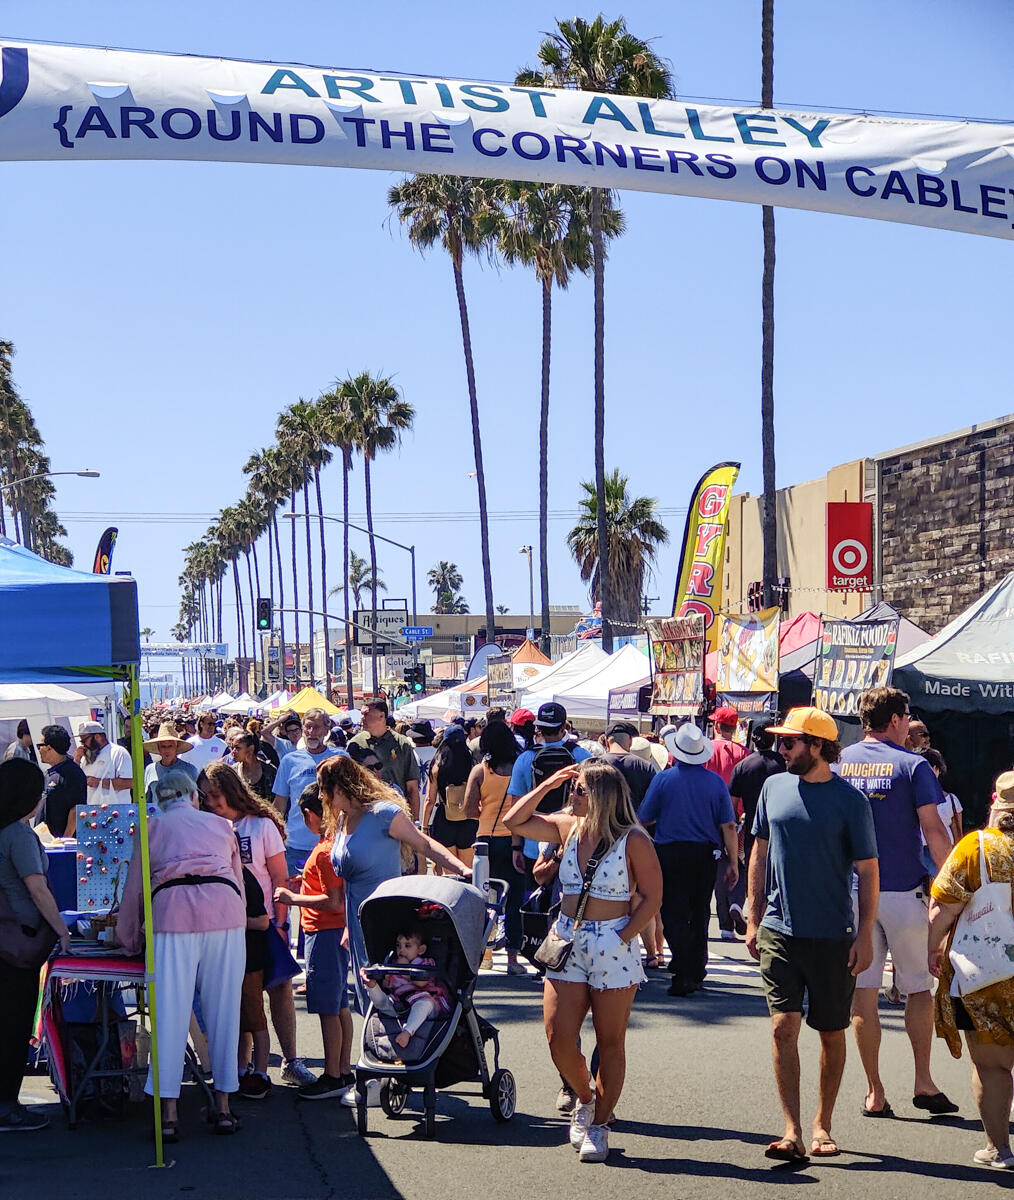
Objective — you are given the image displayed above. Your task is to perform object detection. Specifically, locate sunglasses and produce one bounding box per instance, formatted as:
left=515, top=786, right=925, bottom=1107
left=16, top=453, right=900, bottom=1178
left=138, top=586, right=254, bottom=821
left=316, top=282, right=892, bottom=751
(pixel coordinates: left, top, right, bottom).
left=777, top=736, right=801, bottom=748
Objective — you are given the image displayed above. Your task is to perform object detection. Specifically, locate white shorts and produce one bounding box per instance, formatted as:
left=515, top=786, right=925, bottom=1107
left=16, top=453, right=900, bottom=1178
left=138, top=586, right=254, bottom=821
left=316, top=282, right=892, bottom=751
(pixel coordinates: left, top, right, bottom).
left=544, top=915, right=646, bottom=992
left=853, top=886, right=933, bottom=994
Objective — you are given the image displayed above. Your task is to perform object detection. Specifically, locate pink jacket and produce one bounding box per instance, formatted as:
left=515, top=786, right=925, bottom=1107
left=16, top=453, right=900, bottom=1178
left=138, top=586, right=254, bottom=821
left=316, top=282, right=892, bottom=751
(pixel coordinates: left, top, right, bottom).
left=116, top=803, right=245, bottom=954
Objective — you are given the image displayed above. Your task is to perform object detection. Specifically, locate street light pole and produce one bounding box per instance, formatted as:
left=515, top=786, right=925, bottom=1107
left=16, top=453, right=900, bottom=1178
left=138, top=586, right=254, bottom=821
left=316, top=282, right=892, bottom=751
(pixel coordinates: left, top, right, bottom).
left=519, top=545, right=534, bottom=642
left=0, top=469, right=100, bottom=551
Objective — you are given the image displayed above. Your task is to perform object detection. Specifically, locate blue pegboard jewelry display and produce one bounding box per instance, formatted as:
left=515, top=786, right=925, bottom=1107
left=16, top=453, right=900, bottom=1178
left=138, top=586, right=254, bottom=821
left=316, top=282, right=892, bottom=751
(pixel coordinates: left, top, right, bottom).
left=74, top=802, right=137, bottom=911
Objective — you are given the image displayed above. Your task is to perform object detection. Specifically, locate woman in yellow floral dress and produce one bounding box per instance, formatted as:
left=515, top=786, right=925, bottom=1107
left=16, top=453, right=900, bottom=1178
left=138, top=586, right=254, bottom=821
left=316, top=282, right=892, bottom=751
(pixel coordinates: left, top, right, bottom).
left=928, top=771, right=1014, bottom=1171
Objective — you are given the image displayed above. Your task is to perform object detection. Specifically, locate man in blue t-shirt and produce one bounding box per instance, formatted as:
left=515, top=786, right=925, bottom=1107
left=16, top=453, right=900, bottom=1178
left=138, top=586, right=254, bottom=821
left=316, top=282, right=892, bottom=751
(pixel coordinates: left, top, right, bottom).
left=836, top=686, right=957, bottom=1118
left=638, top=723, right=738, bottom=997
left=746, top=706, right=878, bottom=1162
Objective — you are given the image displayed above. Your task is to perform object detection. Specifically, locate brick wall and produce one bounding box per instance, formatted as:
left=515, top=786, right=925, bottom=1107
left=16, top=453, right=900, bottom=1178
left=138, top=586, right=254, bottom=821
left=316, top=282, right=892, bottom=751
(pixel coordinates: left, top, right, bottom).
left=879, top=416, right=1014, bottom=632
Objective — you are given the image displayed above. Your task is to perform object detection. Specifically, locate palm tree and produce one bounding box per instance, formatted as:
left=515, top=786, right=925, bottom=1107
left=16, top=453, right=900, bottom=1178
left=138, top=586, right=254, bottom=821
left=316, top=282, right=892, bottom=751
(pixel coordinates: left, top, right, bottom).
left=493, top=181, right=623, bottom=654
left=244, top=447, right=289, bottom=684
left=760, top=0, right=777, bottom=607
left=518, top=16, right=675, bottom=651
left=496, top=604, right=508, bottom=615
left=278, top=401, right=332, bottom=688
left=329, top=550, right=386, bottom=611
left=340, top=372, right=414, bottom=694
left=317, top=387, right=358, bottom=707
left=387, top=174, right=499, bottom=646
left=427, top=562, right=463, bottom=606
left=567, top=469, right=669, bottom=631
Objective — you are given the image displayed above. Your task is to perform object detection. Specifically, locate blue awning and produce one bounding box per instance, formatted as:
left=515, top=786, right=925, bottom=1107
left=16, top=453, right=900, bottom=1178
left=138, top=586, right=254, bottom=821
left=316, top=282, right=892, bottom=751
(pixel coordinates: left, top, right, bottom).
left=0, top=539, right=139, bottom=681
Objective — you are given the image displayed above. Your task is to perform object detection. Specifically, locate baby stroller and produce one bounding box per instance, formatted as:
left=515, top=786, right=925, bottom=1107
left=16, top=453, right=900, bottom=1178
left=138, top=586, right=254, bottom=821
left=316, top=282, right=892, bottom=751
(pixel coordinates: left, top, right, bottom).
left=354, top=874, right=516, bottom=1139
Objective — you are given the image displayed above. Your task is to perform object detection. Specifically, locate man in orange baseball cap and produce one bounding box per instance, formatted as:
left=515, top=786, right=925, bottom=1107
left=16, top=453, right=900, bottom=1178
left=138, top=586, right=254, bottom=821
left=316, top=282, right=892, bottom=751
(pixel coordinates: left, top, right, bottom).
left=745, top=706, right=880, bottom=1162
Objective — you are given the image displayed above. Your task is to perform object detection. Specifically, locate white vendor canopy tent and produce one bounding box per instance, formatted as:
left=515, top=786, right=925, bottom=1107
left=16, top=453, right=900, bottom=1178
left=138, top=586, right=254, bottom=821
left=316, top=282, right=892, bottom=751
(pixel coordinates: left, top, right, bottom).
left=549, top=644, right=653, bottom=724
left=515, top=643, right=607, bottom=708
left=0, top=682, right=98, bottom=749
left=219, top=692, right=256, bottom=715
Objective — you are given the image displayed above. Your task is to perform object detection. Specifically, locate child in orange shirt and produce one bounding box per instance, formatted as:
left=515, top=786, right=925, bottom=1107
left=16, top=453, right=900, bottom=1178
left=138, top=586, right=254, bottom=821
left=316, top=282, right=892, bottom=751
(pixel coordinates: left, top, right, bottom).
left=273, top=784, right=352, bottom=1100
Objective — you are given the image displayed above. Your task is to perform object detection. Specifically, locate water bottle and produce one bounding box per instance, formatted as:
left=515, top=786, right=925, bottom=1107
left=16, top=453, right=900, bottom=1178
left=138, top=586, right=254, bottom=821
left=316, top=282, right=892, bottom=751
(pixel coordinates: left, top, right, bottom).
left=471, top=841, right=490, bottom=898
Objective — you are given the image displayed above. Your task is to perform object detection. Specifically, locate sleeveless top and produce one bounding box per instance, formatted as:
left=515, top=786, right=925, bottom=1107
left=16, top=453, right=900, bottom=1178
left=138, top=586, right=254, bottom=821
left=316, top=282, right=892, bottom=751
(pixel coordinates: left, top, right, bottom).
left=477, top=762, right=511, bottom=838
left=559, top=831, right=633, bottom=901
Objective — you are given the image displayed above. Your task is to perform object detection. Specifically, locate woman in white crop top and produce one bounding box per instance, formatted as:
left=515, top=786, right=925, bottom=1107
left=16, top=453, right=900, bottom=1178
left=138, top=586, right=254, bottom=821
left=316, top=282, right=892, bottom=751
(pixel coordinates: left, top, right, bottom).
left=503, top=759, right=662, bottom=1164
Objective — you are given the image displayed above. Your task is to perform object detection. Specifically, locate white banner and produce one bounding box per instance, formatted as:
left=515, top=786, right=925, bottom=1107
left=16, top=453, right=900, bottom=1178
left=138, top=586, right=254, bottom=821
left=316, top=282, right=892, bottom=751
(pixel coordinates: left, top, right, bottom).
left=1, top=41, right=1013, bottom=239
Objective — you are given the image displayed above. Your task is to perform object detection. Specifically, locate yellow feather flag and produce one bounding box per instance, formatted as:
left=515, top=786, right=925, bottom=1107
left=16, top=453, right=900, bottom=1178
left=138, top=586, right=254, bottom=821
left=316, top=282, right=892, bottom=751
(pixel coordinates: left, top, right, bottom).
left=671, top=462, right=740, bottom=653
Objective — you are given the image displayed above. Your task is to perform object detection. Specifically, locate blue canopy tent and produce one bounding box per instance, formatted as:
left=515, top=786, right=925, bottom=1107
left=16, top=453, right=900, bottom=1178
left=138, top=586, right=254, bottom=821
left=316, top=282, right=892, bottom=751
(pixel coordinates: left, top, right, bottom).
left=0, top=540, right=138, bottom=682
left=0, top=541, right=167, bottom=1161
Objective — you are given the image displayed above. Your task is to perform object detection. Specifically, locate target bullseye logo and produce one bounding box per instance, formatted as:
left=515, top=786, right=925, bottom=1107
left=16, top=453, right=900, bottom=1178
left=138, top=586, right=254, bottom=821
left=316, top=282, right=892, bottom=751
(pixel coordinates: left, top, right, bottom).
left=831, top=538, right=869, bottom=577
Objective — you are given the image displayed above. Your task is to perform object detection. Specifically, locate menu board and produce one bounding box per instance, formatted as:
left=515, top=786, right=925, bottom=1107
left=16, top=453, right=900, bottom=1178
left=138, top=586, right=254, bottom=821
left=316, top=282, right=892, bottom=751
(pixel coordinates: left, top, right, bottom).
left=646, top=614, right=706, bottom=717
left=485, top=653, right=515, bottom=708
left=813, top=617, right=899, bottom=716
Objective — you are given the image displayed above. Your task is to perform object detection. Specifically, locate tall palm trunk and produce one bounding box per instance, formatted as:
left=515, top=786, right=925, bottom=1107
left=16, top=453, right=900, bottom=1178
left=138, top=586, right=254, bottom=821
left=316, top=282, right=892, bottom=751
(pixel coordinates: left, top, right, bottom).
left=450, top=254, right=496, bottom=646
left=314, top=466, right=330, bottom=699
left=538, top=272, right=553, bottom=656
left=271, top=511, right=287, bottom=691
left=303, top=479, right=316, bottom=688
left=232, top=559, right=244, bottom=686
left=341, top=450, right=354, bottom=707
left=250, top=540, right=268, bottom=695
left=364, top=456, right=380, bottom=695
left=244, top=549, right=257, bottom=692
left=591, top=188, right=612, bottom=652
left=761, top=0, right=778, bottom=609
left=264, top=522, right=276, bottom=693
left=289, top=491, right=302, bottom=686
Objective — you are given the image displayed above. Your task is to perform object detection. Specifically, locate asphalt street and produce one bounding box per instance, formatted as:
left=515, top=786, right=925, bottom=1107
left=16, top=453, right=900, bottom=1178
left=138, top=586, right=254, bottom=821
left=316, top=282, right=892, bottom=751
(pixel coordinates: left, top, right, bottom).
left=3, top=930, right=1009, bottom=1200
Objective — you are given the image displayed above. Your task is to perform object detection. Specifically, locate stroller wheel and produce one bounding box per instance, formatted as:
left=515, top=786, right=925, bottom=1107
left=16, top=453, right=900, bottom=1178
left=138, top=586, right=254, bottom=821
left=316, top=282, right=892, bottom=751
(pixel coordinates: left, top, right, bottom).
left=380, top=1079, right=409, bottom=1117
left=489, top=1068, right=516, bottom=1123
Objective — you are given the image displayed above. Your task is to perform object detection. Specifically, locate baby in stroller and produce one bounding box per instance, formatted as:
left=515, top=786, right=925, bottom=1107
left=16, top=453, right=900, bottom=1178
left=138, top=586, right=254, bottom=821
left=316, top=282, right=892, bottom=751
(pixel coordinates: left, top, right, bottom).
left=360, top=927, right=452, bottom=1048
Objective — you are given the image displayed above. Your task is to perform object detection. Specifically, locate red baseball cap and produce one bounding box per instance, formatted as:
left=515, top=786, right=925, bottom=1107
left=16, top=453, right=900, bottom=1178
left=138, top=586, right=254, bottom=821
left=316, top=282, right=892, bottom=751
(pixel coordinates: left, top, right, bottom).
left=713, top=705, right=739, bottom=725
left=509, top=708, right=535, bottom=726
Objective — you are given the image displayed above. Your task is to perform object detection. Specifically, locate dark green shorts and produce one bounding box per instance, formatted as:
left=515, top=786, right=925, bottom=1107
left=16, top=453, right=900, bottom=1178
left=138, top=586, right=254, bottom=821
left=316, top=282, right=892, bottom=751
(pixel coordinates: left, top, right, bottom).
left=757, top=927, right=855, bottom=1032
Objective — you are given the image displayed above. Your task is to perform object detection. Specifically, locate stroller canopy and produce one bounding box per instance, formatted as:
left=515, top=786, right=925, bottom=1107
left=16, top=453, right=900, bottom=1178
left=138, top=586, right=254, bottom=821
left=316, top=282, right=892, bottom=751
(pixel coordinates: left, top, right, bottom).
left=359, top=876, right=489, bottom=975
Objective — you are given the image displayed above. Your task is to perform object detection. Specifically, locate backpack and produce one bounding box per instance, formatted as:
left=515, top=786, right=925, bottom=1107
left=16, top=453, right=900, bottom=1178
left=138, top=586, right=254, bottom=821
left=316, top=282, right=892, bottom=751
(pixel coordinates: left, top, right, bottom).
left=531, top=744, right=576, bottom=813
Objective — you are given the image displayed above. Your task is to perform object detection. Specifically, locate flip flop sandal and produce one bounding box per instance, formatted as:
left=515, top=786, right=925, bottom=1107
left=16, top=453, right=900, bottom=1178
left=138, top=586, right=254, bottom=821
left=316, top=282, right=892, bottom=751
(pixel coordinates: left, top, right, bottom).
left=765, top=1138, right=809, bottom=1162
left=913, top=1092, right=959, bottom=1115
left=811, top=1137, right=841, bottom=1157
left=643, top=955, right=660, bottom=969
left=860, top=1101, right=894, bottom=1118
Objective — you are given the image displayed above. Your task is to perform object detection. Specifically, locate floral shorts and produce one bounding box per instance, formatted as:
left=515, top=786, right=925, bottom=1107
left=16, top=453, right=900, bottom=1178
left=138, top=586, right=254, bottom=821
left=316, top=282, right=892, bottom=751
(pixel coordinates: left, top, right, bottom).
left=544, top=914, right=646, bottom=992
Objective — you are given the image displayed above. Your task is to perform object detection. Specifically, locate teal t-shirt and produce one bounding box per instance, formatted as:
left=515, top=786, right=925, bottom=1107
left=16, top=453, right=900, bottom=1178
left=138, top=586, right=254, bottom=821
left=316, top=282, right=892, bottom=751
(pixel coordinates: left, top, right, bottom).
left=753, top=772, right=877, bottom=940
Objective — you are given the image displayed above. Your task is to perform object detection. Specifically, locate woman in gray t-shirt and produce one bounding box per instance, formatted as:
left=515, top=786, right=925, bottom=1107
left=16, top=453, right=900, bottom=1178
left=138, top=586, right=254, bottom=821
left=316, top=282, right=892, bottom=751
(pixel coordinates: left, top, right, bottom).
left=0, top=759, right=71, bottom=1133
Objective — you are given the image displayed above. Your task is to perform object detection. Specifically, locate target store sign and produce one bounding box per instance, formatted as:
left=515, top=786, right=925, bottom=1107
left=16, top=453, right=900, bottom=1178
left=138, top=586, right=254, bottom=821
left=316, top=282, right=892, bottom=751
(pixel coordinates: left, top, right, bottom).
left=826, top=502, right=874, bottom=591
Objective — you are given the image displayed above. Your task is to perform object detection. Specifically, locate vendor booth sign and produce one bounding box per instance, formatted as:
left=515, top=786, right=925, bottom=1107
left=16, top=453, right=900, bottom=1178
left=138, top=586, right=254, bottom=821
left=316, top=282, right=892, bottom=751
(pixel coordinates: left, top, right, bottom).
left=485, top=653, right=515, bottom=708
left=716, top=608, right=780, bottom=693
left=646, top=614, right=705, bottom=718
left=671, top=463, right=740, bottom=653
left=813, top=616, right=899, bottom=716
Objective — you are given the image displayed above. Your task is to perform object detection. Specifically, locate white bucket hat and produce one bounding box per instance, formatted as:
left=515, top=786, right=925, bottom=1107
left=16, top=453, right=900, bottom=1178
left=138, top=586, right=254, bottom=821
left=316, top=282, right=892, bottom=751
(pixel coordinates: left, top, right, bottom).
left=666, top=723, right=714, bottom=765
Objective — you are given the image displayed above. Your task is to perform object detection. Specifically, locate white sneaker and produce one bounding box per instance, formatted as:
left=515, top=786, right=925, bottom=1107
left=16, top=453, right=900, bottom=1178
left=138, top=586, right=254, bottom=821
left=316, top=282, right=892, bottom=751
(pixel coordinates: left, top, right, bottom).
left=720, top=930, right=739, bottom=943
left=973, top=1147, right=1014, bottom=1169
left=569, top=1097, right=596, bottom=1150
left=339, top=1078, right=382, bottom=1108
left=281, top=1058, right=316, bottom=1087
left=579, top=1124, right=610, bottom=1163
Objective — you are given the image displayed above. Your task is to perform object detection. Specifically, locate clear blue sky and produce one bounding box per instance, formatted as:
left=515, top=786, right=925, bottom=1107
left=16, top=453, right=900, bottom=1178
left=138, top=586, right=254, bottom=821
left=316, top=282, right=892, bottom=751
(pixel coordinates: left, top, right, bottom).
left=2, top=1, right=1012, bottom=660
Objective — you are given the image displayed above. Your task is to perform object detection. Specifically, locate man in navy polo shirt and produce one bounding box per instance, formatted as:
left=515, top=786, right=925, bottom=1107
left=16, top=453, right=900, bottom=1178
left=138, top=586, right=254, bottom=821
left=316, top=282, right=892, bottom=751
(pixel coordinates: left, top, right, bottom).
left=638, top=723, right=738, bottom=997
left=837, top=686, right=956, bottom=1118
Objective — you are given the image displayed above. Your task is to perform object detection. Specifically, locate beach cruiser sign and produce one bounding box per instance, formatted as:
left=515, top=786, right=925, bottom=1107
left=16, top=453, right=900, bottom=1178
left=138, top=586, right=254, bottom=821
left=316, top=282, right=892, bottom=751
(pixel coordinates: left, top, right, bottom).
left=2, top=42, right=1014, bottom=239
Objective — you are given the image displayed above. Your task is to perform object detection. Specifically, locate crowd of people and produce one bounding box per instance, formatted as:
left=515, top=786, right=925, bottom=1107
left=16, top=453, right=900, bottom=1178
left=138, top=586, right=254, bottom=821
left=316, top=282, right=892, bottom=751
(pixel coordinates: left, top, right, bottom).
left=2, top=686, right=1014, bottom=1172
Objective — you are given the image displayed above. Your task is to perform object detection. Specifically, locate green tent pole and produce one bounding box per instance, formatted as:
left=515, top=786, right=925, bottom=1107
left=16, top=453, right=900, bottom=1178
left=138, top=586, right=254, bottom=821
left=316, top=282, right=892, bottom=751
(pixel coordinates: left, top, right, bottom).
left=128, top=666, right=164, bottom=1166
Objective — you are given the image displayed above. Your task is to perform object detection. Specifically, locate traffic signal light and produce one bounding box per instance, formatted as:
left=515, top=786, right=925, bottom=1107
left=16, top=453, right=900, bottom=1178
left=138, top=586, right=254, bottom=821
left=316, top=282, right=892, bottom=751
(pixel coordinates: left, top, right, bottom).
left=411, top=665, right=426, bottom=693
left=256, top=597, right=272, bottom=631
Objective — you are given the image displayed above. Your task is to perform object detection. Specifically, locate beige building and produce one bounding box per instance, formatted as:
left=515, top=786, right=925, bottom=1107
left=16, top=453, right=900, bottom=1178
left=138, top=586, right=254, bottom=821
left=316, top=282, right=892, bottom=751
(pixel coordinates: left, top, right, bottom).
left=723, top=459, right=867, bottom=621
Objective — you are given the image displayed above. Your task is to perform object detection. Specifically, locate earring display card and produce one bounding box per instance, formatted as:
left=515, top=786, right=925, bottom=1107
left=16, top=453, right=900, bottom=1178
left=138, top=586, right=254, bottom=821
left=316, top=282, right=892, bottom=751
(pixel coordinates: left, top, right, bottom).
left=75, top=802, right=138, bottom=911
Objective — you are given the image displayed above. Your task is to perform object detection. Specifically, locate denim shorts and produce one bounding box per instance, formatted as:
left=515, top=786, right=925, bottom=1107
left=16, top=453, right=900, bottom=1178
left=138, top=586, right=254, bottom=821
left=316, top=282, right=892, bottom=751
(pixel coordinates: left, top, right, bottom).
left=544, top=914, right=645, bottom=992
left=304, top=929, right=350, bottom=1015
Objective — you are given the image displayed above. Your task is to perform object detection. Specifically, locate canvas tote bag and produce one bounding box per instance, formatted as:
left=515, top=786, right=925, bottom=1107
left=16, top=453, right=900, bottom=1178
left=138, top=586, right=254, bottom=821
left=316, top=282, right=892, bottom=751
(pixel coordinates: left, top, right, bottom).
left=948, top=832, right=1014, bottom=996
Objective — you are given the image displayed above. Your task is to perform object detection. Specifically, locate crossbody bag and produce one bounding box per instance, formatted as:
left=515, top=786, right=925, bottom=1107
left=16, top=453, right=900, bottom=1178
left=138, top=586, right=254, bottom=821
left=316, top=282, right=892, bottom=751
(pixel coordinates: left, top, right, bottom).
left=533, top=837, right=607, bottom=972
